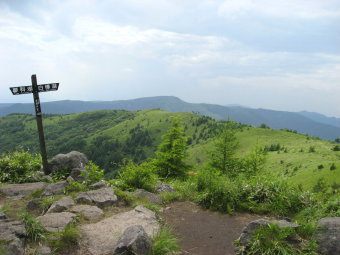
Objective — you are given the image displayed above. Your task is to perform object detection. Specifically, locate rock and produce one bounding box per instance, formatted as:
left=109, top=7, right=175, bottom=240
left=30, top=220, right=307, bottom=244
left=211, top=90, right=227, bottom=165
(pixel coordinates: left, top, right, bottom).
left=42, top=175, right=53, bottom=182
left=66, top=176, right=75, bottom=183
left=315, top=217, right=340, bottom=255
left=0, top=182, right=47, bottom=200
left=49, top=151, right=89, bottom=175
left=0, top=219, right=26, bottom=255
left=26, top=199, right=41, bottom=211
left=32, top=171, right=44, bottom=181
left=80, top=206, right=159, bottom=255
left=133, top=189, right=163, bottom=205
left=238, top=219, right=299, bottom=246
left=76, top=188, right=117, bottom=208
left=70, top=168, right=87, bottom=183
left=89, top=181, right=107, bottom=189
left=113, top=225, right=152, bottom=255
left=36, top=245, right=52, bottom=255
left=0, top=211, right=7, bottom=220
left=37, top=212, right=77, bottom=232
left=47, top=196, right=75, bottom=213
left=43, top=181, right=68, bottom=196
left=70, top=205, right=103, bottom=220
left=155, top=183, right=174, bottom=193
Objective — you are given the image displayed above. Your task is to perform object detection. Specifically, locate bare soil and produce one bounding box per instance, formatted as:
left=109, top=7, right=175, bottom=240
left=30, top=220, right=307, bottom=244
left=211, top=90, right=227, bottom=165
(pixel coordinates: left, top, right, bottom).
left=163, top=201, right=264, bottom=255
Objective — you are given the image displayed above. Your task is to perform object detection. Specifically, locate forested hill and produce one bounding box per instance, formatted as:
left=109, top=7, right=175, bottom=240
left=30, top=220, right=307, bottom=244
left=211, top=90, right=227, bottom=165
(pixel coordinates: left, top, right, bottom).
left=1, top=109, right=339, bottom=189
left=1, top=96, right=339, bottom=141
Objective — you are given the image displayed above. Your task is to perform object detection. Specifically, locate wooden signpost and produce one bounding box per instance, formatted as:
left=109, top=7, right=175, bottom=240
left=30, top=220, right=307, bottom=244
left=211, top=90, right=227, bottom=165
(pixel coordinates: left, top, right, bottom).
left=9, top=74, right=59, bottom=174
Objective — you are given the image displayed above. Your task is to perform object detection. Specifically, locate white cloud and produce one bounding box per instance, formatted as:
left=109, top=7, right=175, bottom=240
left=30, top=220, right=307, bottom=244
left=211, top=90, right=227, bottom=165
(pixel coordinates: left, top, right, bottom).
left=218, top=0, right=340, bottom=19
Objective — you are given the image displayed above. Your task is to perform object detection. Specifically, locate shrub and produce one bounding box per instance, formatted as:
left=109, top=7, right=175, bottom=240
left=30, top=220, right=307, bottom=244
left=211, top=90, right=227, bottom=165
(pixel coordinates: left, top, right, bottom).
left=317, top=164, right=324, bottom=170
left=49, top=224, right=80, bottom=252
left=332, top=145, right=340, bottom=151
left=309, top=146, right=316, bottom=153
left=83, top=161, right=104, bottom=185
left=330, top=163, right=336, bottom=170
left=118, top=161, right=157, bottom=191
left=150, top=227, right=180, bottom=255
left=20, top=211, right=45, bottom=242
left=0, top=150, right=41, bottom=183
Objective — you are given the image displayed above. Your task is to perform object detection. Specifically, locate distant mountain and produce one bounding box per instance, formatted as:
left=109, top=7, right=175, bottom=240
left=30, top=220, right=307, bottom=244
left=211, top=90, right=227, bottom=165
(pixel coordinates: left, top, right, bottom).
left=1, top=96, right=339, bottom=141
left=298, top=111, right=340, bottom=128
left=0, top=103, right=14, bottom=108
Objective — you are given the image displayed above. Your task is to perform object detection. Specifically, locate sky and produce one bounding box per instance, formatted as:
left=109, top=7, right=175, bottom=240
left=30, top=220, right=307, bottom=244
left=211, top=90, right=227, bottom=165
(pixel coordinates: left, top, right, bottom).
left=0, top=0, right=339, bottom=117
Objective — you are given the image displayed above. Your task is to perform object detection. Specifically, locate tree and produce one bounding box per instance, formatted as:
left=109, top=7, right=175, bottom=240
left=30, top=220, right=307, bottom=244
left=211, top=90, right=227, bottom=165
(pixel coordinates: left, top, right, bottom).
left=243, top=146, right=266, bottom=176
left=335, top=138, right=340, bottom=144
left=208, top=124, right=239, bottom=176
left=154, top=116, right=191, bottom=178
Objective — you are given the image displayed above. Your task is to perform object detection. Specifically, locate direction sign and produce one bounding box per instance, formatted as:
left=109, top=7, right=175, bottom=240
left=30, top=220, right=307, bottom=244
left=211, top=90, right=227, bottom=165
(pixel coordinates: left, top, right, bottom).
left=10, top=83, right=59, bottom=95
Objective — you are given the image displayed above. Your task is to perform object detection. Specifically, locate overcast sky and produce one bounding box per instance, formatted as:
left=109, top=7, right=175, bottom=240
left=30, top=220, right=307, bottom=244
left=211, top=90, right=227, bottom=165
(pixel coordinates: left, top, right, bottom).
left=0, top=0, right=339, bottom=117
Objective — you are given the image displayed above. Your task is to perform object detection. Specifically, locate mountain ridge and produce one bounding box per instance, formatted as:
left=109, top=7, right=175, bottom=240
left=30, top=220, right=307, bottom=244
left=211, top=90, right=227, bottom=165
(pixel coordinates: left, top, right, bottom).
left=1, top=96, right=339, bottom=140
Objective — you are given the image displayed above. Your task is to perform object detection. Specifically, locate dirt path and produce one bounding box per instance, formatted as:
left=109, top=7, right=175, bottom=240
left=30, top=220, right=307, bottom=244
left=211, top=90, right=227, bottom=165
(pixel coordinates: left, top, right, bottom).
left=163, top=201, right=264, bottom=255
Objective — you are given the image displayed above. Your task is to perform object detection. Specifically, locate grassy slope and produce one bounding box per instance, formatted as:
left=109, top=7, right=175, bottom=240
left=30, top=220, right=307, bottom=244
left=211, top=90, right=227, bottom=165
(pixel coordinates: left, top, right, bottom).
left=1, top=110, right=339, bottom=190
left=188, top=127, right=340, bottom=190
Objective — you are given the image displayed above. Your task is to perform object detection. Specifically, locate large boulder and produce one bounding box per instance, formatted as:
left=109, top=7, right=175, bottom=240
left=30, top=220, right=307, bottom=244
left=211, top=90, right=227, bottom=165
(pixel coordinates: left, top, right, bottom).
left=80, top=206, right=159, bottom=255
left=70, top=205, right=104, bottom=220
left=315, top=217, right=340, bottom=255
left=0, top=219, right=26, bottom=255
left=46, top=196, right=75, bottom=213
left=238, top=219, right=299, bottom=247
left=133, top=189, right=163, bottom=205
left=76, top=188, right=117, bottom=208
left=0, top=182, right=47, bottom=200
left=113, top=225, right=152, bottom=255
left=43, top=181, right=68, bottom=196
left=49, top=151, right=89, bottom=175
left=36, top=212, right=77, bottom=232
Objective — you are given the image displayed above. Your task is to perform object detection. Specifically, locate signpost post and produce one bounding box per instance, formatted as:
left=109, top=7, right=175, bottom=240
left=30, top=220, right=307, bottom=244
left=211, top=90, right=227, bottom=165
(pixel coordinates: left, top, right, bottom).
left=9, top=74, right=59, bottom=175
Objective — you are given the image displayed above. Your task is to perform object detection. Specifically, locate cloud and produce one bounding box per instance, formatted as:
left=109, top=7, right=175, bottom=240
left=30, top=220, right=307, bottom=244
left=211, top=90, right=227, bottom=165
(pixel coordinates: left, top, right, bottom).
left=218, top=0, right=340, bottom=19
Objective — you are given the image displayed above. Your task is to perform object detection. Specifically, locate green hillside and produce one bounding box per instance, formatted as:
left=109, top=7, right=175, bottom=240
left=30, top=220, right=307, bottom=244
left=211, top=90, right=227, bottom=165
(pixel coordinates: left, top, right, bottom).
left=0, top=109, right=339, bottom=189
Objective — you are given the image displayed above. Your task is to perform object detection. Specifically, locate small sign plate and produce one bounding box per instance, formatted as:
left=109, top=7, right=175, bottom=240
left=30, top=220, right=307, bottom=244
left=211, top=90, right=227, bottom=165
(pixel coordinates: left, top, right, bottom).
left=10, top=83, right=59, bottom=95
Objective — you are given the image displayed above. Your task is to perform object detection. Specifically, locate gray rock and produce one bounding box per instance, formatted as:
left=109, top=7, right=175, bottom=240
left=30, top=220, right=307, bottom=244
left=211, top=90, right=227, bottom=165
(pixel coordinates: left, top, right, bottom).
left=133, top=189, right=163, bottom=205
left=315, top=217, right=340, bottom=255
left=89, top=181, right=107, bottom=189
left=0, top=182, right=47, bottom=200
left=238, top=219, right=299, bottom=246
left=43, top=181, right=68, bottom=196
left=0, top=219, right=26, bottom=255
left=26, top=199, right=41, bottom=211
left=37, top=212, right=77, bottom=232
left=155, top=183, right=174, bottom=193
left=47, top=196, right=75, bottom=213
left=36, top=245, right=52, bottom=255
left=80, top=206, right=159, bottom=255
left=70, top=168, right=87, bottom=183
left=66, top=176, right=75, bottom=183
left=32, top=171, right=44, bottom=182
left=76, top=188, right=117, bottom=208
left=70, top=205, right=103, bottom=220
left=113, top=225, right=152, bottom=255
left=0, top=211, right=7, bottom=220
left=49, top=151, right=89, bottom=175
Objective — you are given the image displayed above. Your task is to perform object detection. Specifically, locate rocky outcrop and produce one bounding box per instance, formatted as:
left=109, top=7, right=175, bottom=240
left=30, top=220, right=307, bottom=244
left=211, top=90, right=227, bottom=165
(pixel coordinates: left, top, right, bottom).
left=133, top=189, right=163, bottom=205
left=80, top=206, right=159, bottom=255
left=113, top=225, right=152, bottom=255
left=0, top=182, right=47, bottom=200
left=315, top=217, right=340, bottom=255
left=36, top=212, right=77, bottom=232
left=70, top=205, right=103, bottom=220
left=43, top=181, right=68, bottom=196
left=49, top=151, right=89, bottom=175
left=0, top=218, right=26, bottom=255
left=46, top=196, right=75, bottom=213
left=155, top=183, right=174, bottom=193
left=76, top=188, right=117, bottom=208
